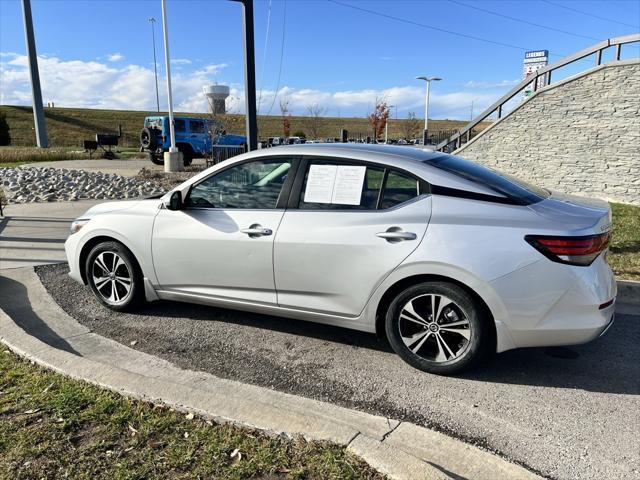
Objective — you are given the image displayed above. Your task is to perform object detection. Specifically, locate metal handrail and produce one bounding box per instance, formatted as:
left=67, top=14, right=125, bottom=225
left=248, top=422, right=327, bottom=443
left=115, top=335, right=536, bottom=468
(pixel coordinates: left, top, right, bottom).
left=436, top=33, right=640, bottom=152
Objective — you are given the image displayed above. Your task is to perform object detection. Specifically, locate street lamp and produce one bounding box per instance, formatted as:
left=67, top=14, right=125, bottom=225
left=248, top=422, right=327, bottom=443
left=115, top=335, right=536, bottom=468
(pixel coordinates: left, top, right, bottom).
left=160, top=0, right=181, bottom=171
left=149, top=17, right=160, bottom=113
left=416, top=76, right=441, bottom=145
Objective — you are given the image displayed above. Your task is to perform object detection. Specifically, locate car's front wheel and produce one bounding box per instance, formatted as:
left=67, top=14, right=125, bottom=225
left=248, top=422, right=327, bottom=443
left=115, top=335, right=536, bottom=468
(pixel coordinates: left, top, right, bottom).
left=385, top=282, right=489, bottom=375
left=85, top=241, right=143, bottom=311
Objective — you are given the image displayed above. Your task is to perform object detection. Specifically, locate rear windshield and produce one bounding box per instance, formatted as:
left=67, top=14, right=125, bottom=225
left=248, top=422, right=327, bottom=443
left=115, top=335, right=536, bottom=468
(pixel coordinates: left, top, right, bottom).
left=425, top=154, right=549, bottom=205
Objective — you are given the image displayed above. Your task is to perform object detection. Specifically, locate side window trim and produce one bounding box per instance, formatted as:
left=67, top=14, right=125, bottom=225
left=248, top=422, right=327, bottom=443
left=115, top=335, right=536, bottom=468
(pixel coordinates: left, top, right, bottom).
left=184, top=156, right=301, bottom=210
left=289, top=155, right=429, bottom=211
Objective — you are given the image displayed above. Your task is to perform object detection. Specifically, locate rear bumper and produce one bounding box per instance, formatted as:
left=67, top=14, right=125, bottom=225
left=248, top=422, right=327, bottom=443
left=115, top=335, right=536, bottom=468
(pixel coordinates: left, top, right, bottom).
left=490, top=255, right=617, bottom=350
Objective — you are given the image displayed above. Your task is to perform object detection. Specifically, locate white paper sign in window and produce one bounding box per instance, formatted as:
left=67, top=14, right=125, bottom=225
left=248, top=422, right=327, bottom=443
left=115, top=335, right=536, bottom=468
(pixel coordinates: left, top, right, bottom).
left=304, top=164, right=337, bottom=204
left=331, top=165, right=366, bottom=205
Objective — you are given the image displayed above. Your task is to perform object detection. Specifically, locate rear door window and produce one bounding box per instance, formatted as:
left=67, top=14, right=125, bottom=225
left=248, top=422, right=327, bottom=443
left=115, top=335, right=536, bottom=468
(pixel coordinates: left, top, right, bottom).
left=174, top=119, right=186, bottom=133
left=190, top=120, right=206, bottom=133
left=297, top=159, right=422, bottom=210
left=380, top=170, right=420, bottom=209
left=298, top=161, right=385, bottom=210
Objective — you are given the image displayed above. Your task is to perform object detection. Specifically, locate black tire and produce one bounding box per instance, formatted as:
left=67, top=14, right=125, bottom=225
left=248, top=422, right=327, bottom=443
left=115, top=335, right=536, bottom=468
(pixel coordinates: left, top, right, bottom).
left=148, top=152, right=164, bottom=165
left=140, top=127, right=156, bottom=150
left=177, top=145, right=194, bottom=166
left=385, top=282, right=488, bottom=375
left=85, top=241, right=144, bottom=312
left=103, top=150, right=116, bottom=160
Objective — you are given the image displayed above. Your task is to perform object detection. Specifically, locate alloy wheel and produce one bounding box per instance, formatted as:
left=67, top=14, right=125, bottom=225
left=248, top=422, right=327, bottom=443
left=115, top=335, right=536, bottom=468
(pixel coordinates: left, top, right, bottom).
left=91, top=251, right=133, bottom=306
left=398, top=293, right=471, bottom=363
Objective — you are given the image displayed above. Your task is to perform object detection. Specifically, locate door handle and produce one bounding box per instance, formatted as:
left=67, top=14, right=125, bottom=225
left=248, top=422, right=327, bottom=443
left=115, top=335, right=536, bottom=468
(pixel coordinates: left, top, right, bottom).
left=241, top=224, right=273, bottom=238
left=376, top=229, right=417, bottom=242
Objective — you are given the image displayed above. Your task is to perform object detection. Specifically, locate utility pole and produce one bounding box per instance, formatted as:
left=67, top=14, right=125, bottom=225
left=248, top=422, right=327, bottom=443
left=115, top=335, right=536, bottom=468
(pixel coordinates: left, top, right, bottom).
left=149, top=17, right=160, bottom=113
left=232, top=0, right=258, bottom=151
left=21, top=0, right=48, bottom=148
left=161, top=0, right=182, bottom=171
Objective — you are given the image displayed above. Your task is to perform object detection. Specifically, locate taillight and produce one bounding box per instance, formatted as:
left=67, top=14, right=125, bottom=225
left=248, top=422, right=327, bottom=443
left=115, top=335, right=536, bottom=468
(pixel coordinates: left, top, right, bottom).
left=525, top=232, right=610, bottom=266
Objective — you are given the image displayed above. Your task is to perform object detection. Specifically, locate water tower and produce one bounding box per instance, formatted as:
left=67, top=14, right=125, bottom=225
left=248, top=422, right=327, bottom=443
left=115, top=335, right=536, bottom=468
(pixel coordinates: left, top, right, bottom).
left=203, top=84, right=230, bottom=115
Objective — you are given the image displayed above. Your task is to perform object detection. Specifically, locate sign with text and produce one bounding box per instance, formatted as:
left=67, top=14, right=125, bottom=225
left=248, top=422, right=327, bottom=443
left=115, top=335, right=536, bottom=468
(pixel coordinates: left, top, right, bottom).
left=304, top=164, right=366, bottom=206
left=523, top=50, right=549, bottom=97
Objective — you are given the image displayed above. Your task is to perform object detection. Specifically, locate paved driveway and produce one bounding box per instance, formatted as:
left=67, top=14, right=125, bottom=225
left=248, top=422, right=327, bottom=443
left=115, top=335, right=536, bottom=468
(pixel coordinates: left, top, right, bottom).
left=36, top=263, right=639, bottom=480
left=0, top=201, right=101, bottom=269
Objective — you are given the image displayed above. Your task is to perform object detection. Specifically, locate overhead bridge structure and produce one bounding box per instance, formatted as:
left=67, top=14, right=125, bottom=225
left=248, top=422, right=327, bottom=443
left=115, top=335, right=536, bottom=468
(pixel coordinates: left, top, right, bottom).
left=437, top=34, right=640, bottom=205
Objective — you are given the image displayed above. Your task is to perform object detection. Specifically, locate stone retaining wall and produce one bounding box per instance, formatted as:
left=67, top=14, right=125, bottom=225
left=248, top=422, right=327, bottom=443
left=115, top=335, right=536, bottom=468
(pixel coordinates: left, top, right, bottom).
left=457, top=60, right=640, bottom=205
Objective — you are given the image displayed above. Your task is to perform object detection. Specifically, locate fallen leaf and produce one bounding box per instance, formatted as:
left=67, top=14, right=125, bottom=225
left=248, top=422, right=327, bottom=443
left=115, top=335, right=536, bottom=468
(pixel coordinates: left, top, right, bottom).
left=128, top=424, right=138, bottom=436
left=184, top=432, right=189, bottom=439
left=124, top=446, right=134, bottom=453
left=42, top=382, right=55, bottom=393
left=55, top=417, right=64, bottom=423
left=148, top=440, right=165, bottom=450
left=205, top=420, right=213, bottom=426
left=230, top=448, right=242, bottom=465
left=23, top=409, right=40, bottom=415
left=185, top=413, right=194, bottom=420
left=130, top=341, right=138, bottom=346
left=277, top=467, right=291, bottom=474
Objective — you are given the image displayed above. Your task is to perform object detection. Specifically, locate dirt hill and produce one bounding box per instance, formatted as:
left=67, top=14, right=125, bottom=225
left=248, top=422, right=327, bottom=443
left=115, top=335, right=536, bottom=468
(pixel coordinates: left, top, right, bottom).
left=0, top=105, right=488, bottom=148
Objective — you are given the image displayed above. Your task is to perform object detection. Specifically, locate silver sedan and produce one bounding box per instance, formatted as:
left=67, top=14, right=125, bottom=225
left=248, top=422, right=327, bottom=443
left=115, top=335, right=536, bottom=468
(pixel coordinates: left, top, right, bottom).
left=65, top=144, right=616, bottom=374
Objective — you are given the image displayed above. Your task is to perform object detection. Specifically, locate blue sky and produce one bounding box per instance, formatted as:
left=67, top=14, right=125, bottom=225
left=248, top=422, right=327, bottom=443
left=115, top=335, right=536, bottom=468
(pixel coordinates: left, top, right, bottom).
left=1, top=0, right=638, bottom=119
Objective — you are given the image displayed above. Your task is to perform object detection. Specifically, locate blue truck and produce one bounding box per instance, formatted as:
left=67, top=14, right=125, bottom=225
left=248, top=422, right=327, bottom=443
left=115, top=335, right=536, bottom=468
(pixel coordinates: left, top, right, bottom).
left=139, top=116, right=246, bottom=166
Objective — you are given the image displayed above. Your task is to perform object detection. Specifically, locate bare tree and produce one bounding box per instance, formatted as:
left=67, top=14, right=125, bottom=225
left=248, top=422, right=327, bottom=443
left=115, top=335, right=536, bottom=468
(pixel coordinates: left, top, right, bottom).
left=302, top=103, right=326, bottom=140
left=279, top=95, right=291, bottom=138
left=402, top=111, right=422, bottom=140
left=369, top=97, right=390, bottom=141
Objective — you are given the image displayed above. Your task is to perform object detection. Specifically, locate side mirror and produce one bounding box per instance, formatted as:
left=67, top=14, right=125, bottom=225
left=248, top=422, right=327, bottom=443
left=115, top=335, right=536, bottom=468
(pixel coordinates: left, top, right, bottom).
left=164, top=190, right=183, bottom=211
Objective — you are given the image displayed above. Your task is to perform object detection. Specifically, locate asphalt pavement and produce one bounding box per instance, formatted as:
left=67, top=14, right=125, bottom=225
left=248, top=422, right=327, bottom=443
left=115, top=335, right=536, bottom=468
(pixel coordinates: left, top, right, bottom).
left=37, top=263, right=640, bottom=480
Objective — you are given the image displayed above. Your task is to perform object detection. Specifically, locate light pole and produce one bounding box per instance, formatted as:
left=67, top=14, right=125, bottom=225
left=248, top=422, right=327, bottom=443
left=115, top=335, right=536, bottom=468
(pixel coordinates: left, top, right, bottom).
left=416, top=76, right=441, bottom=145
left=149, top=17, right=160, bottom=113
left=160, top=0, right=181, bottom=171
left=21, top=0, right=48, bottom=147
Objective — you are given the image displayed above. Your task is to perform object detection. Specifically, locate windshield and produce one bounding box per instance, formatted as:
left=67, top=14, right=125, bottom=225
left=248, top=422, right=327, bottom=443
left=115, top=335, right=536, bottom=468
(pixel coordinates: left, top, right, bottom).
left=425, top=154, right=549, bottom=205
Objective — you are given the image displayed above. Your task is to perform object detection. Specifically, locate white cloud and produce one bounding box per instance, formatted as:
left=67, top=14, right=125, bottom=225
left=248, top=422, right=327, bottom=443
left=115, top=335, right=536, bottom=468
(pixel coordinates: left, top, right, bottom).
left=0, top=53, right=510, bottom=119
left=464, top=79, right=520, bottom=89
left=171, top=58, right=192, bottom=65
left=107, top=53, right=124, bottom=62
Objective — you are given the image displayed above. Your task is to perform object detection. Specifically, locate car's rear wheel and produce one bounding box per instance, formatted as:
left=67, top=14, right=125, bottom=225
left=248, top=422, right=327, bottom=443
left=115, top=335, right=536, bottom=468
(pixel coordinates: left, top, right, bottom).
left=385, top=282, right=488, bottom=375
left=85, top=241, right=143, bottom=311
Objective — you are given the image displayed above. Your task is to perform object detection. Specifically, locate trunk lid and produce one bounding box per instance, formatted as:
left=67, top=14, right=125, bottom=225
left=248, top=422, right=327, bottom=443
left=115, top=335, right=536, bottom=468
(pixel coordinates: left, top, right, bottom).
left=527, top=191, right=612, bottom=235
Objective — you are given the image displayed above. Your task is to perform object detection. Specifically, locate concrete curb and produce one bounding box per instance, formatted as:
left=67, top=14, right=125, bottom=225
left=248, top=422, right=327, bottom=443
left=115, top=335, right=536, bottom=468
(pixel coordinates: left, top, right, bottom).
left=0, top=267, right=541, bottom=480
left=617, top=280, right=640, bottom=306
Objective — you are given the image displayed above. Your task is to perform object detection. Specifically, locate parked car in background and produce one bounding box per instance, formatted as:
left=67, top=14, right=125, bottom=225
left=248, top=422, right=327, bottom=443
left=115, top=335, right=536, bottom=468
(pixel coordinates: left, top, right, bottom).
left=65, top=144, right=615, bottom=375
left=140, top=116, right=246, bottom=166
left=267, top=136, right=286, bottom=147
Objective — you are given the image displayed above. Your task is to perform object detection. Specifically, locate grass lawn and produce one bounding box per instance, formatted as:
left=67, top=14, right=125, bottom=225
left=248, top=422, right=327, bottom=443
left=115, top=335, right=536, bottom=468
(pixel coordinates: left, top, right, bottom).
left=0, top=350, right=382, bottom=480
left=0, top=146, right=145, bottom=168
left=609, top=202, right=640, bottom=281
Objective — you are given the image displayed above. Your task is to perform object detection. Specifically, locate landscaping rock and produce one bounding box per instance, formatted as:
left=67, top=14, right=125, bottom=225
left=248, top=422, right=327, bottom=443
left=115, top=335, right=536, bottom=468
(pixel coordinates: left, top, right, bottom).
left=0, top=166, right=167, bottom=204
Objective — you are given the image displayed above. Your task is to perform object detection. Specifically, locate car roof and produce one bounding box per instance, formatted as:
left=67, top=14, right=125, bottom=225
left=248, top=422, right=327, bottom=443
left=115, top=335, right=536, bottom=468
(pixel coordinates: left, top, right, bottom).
left=174, top=143, right=506, bottom=199
left=249, top=143, right=442, bottom=163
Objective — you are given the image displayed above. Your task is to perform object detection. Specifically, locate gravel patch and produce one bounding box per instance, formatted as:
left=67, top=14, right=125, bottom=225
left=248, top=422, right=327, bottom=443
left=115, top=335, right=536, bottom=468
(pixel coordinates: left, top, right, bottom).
left=135, top=166, right=202, bottom=191
left=37, top=262, right=640, bottom=480
left=0, top=166, right=166, bottom=204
